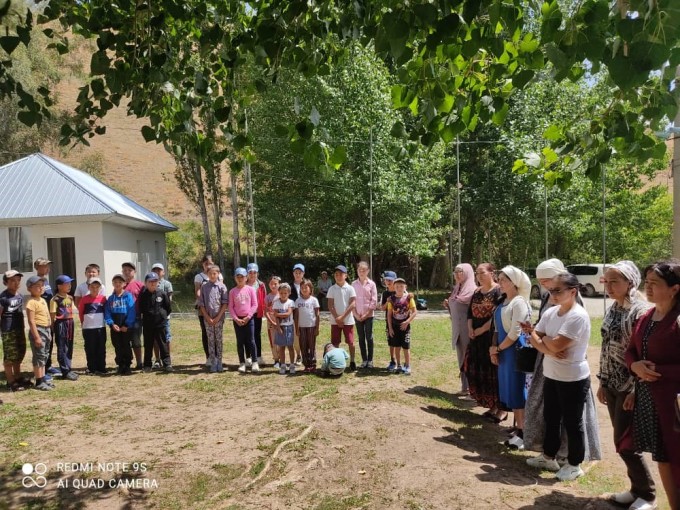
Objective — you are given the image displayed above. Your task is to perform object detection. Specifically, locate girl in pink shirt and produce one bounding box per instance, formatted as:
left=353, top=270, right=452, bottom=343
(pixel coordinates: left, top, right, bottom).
left=229, top=267, right=259, bottom=373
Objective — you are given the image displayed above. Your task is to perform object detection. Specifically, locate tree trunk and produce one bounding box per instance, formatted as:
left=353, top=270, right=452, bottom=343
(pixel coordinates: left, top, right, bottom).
left=193, top=157, right=213, bottom=256
left=429, top=234, right=450, bottom=289
left=211, top=162, right=226, bottom=271
left=230, top=169, right=241, bottom=268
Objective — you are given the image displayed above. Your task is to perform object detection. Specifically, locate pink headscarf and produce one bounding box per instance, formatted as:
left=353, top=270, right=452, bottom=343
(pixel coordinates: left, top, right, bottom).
left=449, top=263, right=476, bottom=304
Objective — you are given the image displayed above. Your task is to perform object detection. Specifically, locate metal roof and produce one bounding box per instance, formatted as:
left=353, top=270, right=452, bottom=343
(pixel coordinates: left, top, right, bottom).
left=0, top=153, right=176, bottom=231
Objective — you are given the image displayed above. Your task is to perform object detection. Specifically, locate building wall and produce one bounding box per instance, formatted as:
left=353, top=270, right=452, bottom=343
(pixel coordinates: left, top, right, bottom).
left=0, top=221, right=169, bottom=293
left=101, top=223, right=168, bottom=284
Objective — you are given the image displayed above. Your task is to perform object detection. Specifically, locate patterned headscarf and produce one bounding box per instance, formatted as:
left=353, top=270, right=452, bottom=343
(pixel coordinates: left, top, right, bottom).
left=536, top=258, right=566, bottom=279
left=500, top=265, right=532, bottom=301
left=611, top=260, right=641, bottom=299
left=449, top=263, right=476, bottom=305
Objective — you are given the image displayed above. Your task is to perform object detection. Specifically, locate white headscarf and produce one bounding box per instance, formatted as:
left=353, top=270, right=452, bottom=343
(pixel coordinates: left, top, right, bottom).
left=500, top=265, right=532, bottom=301
left=536, top=258, right=566, bottom=279
left=611, top=260, right=642, bottom=299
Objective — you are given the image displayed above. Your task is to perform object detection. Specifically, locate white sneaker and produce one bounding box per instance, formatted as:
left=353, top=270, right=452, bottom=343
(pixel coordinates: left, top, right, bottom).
left=505, top=434, right=524, bottom=450
left=608, top=492, right=635, bottom=505
left=238, top=363, right=246, bottom=373
left=251, top=362, right=260, bottom=373
left=279, top=365, right=287, bottom=375
left=245, top=358, right=253, bottom=368
left=526, top=453, right=560, bottom=471
left=360, top=360, right=369, bottom=368
left=629, top=498, right=657, bottom=510
left=273, top=361, right=280, bottom=369
left=257, top=356, right=265, bottom=366
left=556, top=463, right=584, bottom=481
left=289, top=364, right=296, bottom=375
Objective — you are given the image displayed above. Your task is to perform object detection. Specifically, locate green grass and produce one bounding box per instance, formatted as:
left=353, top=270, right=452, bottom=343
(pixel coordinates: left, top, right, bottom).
left=313, top=493, right=371, bottom=510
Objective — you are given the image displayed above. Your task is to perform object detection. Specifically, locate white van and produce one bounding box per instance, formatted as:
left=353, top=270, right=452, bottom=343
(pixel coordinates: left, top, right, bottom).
left=566, top=264, right=606, bottom=297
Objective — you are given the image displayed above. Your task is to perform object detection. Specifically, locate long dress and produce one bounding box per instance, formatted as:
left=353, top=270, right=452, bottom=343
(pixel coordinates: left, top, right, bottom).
left=495, top=303, right=526, bottom=410
left=523, top=291, right=602, bottom=460
left=463, top=286, right=502, bottom=409
left=449, top=299, right=471, bottom=392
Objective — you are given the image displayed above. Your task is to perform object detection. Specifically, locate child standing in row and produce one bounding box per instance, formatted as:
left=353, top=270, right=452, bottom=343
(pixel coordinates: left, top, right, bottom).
left=50, top=275, right=79, bottom=381
left=381, top=271, right=398, bottom=371
left=78, top=277, right=107, bottom=375
left=387, top=278, right=417, bottom=375
left=295, top=279, right=320, bottom=372
left=74, top=263, right=106, bottom=307
left=327, top=265, right=357, bottom=371
left=1, top=270, right=27, bottom=391
left=139, top=272, right=173, bottom=372
left=105, top=274, right=136, bottom=375
left=198, top=264, right=229, bottom=373
left=272, top=283, right=296, bottom=375
left=265, top=276, right=282, bottom=368
left=25, top=275, right=53, bottom=390
left=229, top=267, right=259, bottom=374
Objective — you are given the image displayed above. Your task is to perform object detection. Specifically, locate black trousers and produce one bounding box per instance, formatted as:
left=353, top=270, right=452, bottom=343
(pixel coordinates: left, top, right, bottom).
left=356, top=318, right=374, bottom=362
left=604, top=386, right=656, bottom=501
left=110, top=328, right=132, bottom=369
left=233, top=318, right=256, bottom=364
left=543, top=376, right=590, bottom=466
left=246, top=317, right=263, bottom=359
left=83, top=328, right=107, bottom=373
left=199, top=315, right=209, bottom=358
left=143, top=325, right=170, bottom=367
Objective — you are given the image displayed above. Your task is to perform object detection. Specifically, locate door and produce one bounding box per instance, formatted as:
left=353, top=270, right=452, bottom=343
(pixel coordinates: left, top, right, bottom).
left=47, top=237, right=77, bottom=294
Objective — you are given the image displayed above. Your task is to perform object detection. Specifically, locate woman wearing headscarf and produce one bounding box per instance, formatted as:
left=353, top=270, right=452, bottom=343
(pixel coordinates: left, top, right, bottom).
left=444, top=263, right=476, bottom=395
left=463, top=263, right=505, bottom=422
left=489, top=266, right=532, bottom=447
left=625, top=260, right=680, bottom=510
left=599, top=261, right=656, bottom=510
left=523, top=260, right=601, bottom=465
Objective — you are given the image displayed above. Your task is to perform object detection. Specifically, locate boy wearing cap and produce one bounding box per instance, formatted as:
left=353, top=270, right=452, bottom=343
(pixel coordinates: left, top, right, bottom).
left=78, top=277, right=108, bottom=375
left=122, top=262, right=145, bottom=369
left=198, top=264, right=229, bottom=373
left=105, top=274, right=136, bottom=375
left=50, top=275, right=79, bottom=381
left=152, top=263, right=173, bottom=367
left=1, top=270, right=28, bottom=391
left=25, top=275, right=53, bottom=390
left=74, top=264, right=106, bottom=307
left=387, top=278, right=417, bottom=375
left=246, top=263, right=266, bottom=366
left=327, top=265, right=357, bottom=371
left=138, top=272, right=173, bottom=372
left=380, top=271, right=398, bottom=371
left=229, top=267, right=259, bottom=373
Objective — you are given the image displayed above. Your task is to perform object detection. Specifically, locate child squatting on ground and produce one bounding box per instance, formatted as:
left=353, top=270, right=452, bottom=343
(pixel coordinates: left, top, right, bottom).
left=26, top=275, right=54, bottom=390
left=387, top=277, right=417, bottom=375
left=320, top=342, right=349, bottom=376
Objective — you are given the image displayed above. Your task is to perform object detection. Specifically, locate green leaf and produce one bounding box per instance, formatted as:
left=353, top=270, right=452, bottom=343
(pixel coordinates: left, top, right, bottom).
left=540, top=0, right=563, bottom=43
left=295, top=120, right=314, bottom=140
left=17, top=110, right=39, bottom=127
left=233, top=134, right=249, bottom=150
left=492, top=102, right=509, bottom=125
left=543, top=125, right=562, bottom=141
left=512, top=69, right=535, bottom=88
left=214, top=106, right=231, bottom=123
left=329, top=146, right=347, bottom=169
left=0, top=36, right=20, bottom=54
left=390, top=121, right=407, bottom=138
left=90, top=51, right=110, bottom=75
left=141, top=126, right=156, bottom=142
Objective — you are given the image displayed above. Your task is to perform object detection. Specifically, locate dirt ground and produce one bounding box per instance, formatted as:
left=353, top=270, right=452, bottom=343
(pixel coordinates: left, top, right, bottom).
left=0, top=318, right=668, bottom=510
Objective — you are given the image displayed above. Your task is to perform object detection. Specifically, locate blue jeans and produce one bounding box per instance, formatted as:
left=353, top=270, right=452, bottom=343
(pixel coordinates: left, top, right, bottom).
left=233, top=317, right=256, bottom=364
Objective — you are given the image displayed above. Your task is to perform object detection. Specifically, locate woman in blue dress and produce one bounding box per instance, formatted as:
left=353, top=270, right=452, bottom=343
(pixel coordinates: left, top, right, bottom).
left=490, top=266, right=532, bottom=448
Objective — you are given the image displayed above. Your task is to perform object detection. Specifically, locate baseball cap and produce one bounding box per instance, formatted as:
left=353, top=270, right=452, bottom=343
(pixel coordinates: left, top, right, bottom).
left=87, top=277, right=103, bottom=286
left=144, top=272, right=159, bottom=282
left=33, top=257, right=51, bottom=267
left=234, top=267, right=247, bottom=277
left=334, top=264, right=348, bottom=274
left=55, top=275, right=74, bottom=285
left=3, top=269, right=23, bottom=282
left=111, top=273, right=125, bottom=282
left=122, top=262, right=136, bottom=270
left=152, top=263, right=164, bottom=271
left=382, top=271, right=397, bottom=280
left=394, top=277, right=407, bottom=284
left=247, top=263, right=259, bottom=273
left=293, top=263, right=305, bottom=272
left=26, top=275, right=45, bottom=287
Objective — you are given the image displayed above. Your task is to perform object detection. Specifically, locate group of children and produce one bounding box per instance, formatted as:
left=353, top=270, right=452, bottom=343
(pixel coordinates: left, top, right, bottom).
left=0, top=260, right=175, bottom=392
left=0, top=258, right=418, bottom=392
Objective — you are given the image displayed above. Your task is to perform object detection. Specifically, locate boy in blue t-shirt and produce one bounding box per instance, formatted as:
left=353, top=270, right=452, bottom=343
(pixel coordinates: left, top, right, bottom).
left=105, top=274, right=136, bottom=375
left=320, top=342, right=349, bottom=377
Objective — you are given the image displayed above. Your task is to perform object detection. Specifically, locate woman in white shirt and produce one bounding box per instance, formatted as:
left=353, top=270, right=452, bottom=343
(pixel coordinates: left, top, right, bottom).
left=522, top=272, right=595, bottom=482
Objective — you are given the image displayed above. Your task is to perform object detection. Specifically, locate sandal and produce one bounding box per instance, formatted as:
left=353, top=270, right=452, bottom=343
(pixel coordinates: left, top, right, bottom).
left=8, top=382, right=26, bottom=392
left=16, top=376, right=32, bottom=387
left=489, top=412, right=508, bottom=424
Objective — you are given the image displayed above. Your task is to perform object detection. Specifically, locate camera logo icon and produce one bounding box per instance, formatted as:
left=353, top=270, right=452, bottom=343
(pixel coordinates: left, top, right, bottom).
left=22, top=463, right=48, bottom=488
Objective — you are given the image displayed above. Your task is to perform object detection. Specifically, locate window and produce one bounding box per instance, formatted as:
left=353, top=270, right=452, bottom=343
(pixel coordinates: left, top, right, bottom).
left=568, top=265, right=598, bottom=276
left=0, top=227, right=33, bottom=272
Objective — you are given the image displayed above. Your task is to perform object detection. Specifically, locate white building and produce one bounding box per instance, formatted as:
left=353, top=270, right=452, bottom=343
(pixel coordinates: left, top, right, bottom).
left=0, top=153, right=177, bottom=292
